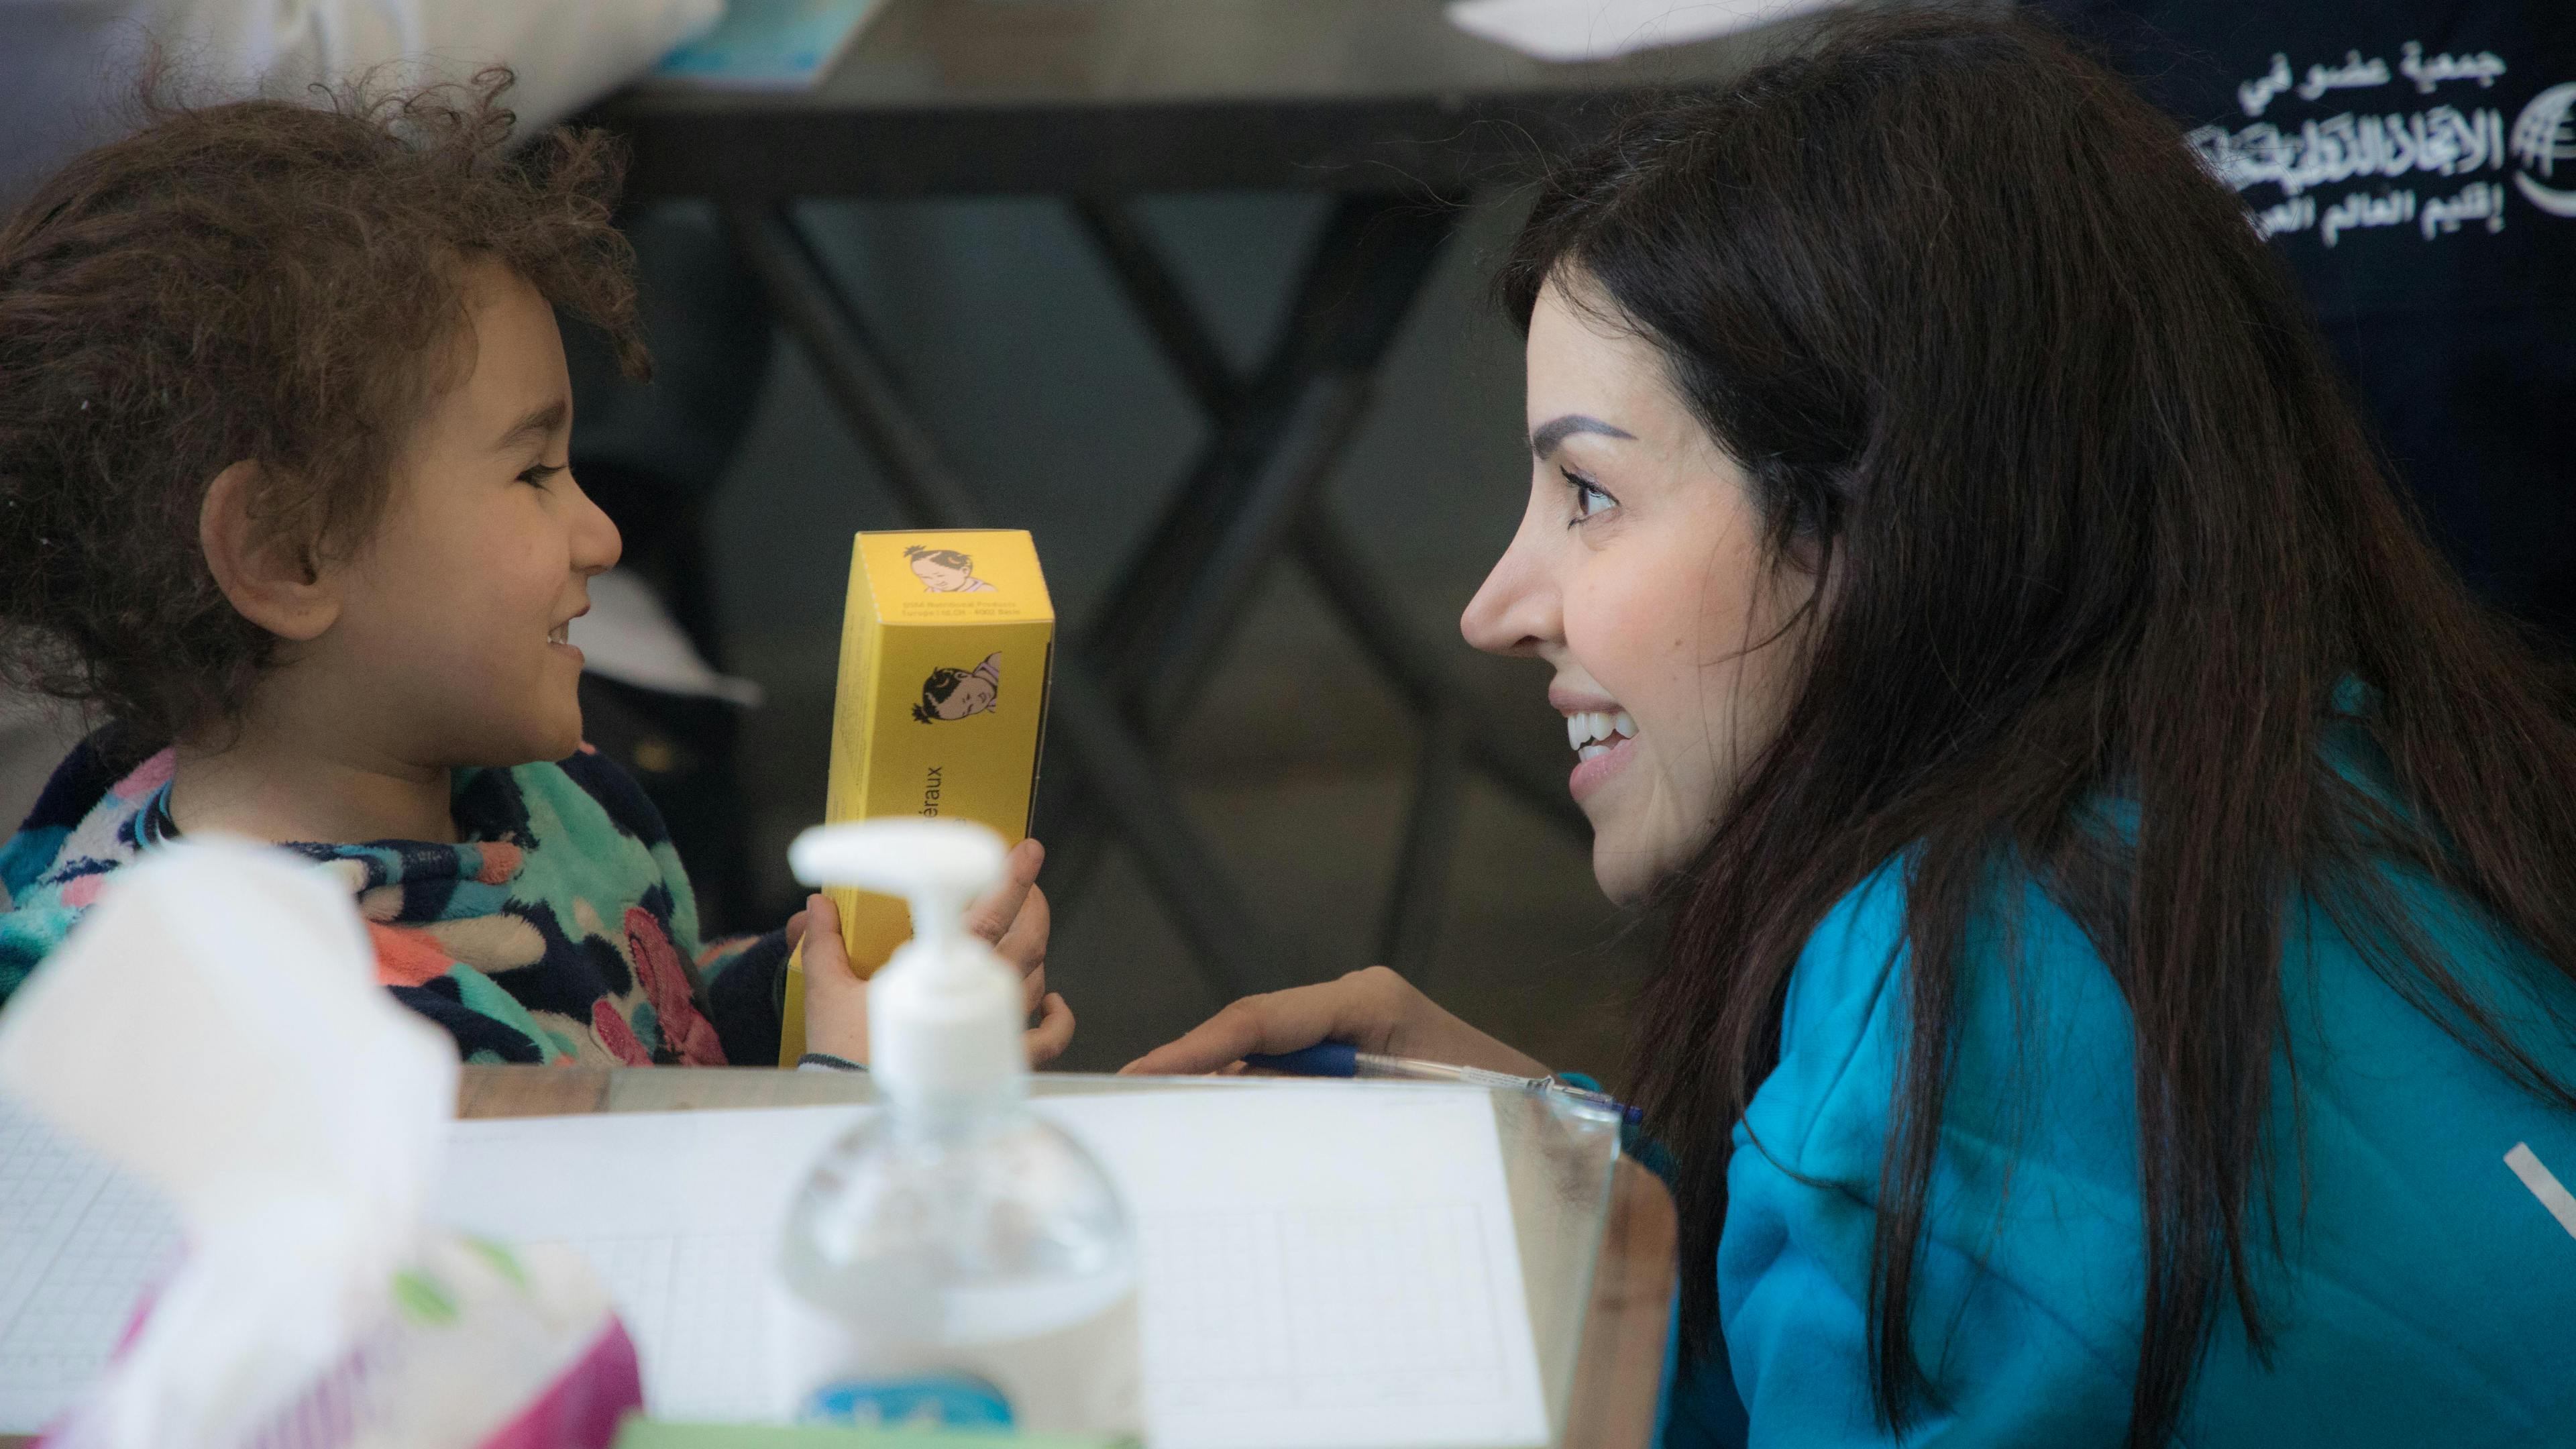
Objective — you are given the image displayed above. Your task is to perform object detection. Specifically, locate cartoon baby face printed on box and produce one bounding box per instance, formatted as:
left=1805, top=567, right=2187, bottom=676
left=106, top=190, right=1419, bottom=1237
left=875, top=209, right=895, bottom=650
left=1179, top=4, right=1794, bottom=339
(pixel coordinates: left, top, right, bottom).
left=914, top=652, right=1002, bottom=722
left=905, top=544, right=997, bottom=593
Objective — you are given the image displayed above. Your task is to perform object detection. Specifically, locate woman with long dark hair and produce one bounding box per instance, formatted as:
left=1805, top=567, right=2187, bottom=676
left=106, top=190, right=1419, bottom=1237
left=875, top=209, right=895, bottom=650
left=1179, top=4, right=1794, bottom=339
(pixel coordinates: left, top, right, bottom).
left=1128, top=8, right=2576, bottom=1445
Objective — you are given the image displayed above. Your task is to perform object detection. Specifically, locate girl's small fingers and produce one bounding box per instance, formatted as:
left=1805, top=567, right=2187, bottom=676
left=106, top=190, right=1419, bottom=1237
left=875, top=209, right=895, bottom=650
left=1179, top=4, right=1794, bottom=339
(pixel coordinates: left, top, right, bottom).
left=1022, top=961, right=1048, bottom=1016
left=996, top=883, right=1051, bottom=975
left=965, top=839, right=1045, bottom=945
left=1023, top=992, right=1075, bottom=1065
left=784, top=909, right=810, bottom=947
left=801, top=896, right=861, bottom=985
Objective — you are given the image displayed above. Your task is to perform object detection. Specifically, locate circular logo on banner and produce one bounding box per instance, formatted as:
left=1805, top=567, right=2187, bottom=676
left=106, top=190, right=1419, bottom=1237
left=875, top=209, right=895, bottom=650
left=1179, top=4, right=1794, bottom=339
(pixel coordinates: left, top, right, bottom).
left=2512, top=82, right=2576, bottom=216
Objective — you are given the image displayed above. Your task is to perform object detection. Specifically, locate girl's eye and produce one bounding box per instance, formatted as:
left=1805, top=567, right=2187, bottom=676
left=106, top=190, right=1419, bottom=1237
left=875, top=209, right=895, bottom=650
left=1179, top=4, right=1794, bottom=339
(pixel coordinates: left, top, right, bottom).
left=518, top=463, right=565, bottom=488
left=1564, top=469, right=1617, bottom=525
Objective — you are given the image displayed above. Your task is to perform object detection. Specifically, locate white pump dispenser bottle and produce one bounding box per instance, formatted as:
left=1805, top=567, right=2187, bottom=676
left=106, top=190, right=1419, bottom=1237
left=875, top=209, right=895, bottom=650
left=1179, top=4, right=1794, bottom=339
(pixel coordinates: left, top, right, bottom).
left=769, top=819, right=1142, bottom=1436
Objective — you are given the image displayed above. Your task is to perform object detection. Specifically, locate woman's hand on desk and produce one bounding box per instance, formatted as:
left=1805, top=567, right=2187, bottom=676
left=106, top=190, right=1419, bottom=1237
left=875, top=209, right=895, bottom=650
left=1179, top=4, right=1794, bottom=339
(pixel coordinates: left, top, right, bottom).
left=1119, top=966, right=1547, bottom=1079
left=789, top=837, right=1074, bottom=1067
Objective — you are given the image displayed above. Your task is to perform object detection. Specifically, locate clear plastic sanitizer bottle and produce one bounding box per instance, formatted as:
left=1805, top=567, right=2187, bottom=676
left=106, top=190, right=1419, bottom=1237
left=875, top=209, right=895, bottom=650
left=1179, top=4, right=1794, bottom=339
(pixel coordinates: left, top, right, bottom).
left=771, top=819, right=1142, bottom=1437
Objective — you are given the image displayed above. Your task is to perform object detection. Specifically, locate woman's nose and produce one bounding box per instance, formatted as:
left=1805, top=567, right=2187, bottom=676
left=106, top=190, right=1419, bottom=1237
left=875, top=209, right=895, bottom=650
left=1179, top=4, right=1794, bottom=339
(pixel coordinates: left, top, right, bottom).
left=1460, top=514, right=1558, bottom=659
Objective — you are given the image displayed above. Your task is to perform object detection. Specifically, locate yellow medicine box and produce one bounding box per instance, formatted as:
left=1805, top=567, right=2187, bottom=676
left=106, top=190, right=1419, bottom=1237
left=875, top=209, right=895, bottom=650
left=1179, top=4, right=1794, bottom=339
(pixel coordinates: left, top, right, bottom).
left=779, top=530, right=1055, bottom=1065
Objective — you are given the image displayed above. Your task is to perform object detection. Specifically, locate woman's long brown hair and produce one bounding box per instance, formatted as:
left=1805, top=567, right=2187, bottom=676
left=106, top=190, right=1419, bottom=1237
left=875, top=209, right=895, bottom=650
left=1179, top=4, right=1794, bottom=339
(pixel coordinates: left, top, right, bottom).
left=1500, top=9, right=2576, bottom=1445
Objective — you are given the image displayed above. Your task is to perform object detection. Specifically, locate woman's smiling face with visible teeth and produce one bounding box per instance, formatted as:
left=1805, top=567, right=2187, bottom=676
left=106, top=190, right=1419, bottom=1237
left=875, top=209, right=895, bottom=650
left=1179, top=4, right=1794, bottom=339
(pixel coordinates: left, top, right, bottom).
left=1462, top=274, right=1814, bottom=905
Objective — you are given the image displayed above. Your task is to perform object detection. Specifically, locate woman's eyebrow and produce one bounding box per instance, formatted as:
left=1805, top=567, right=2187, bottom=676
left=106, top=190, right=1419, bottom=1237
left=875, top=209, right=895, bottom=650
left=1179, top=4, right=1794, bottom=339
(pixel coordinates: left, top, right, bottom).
left=1530, top=414, right=1636, bottom=458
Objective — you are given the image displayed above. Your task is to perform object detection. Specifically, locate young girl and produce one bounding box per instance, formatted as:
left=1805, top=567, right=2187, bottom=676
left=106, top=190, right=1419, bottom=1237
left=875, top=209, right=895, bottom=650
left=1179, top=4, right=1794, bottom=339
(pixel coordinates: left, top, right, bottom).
left=0, top=77, right=1068, bottom=1071
left=1131, top=10, right=2576, bottom=1446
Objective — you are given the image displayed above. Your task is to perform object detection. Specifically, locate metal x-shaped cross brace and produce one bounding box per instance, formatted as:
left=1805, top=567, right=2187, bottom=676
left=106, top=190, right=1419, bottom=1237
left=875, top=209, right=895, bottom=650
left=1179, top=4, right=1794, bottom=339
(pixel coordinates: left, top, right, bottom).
left=722, top=193, right=1582, bottom=1004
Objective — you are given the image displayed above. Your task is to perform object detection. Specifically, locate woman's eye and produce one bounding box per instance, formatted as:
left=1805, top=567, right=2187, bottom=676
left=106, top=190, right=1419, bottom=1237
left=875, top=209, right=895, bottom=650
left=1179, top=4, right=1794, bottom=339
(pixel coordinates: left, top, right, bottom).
left=518, top=463, right=564, bottom=488
left=1564, top=470, right=1617, bottom=524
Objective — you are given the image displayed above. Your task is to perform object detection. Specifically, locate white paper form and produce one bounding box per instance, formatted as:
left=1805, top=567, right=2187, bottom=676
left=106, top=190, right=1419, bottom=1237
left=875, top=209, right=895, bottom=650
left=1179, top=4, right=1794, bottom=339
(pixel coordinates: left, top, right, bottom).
left=1042, top=1087, right=1548, bottom=1449
left=0, top=1101, right=182, bottom=1431
left=435, top=1087, right=1549, bottom=1449
left=3, top=1085, right=1546, bottom=1449
left=429, top=1104, right=857, bottom=1424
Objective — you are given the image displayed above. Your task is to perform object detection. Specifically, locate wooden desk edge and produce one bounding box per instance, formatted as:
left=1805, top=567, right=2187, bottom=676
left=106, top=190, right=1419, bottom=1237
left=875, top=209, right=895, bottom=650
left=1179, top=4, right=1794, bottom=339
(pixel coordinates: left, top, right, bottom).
left=1566, top=1158, right=1680, bottom=1449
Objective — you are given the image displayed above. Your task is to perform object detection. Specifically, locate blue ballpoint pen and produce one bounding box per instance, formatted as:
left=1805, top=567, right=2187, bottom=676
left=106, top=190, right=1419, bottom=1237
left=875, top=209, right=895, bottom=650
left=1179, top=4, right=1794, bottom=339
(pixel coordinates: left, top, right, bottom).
left=1244, top=1042, right=1644, bottom=1126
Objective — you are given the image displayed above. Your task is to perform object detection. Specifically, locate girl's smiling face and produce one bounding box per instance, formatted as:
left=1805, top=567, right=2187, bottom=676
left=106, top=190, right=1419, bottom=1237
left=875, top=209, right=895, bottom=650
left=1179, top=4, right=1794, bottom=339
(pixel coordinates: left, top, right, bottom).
left=1462, top=276, right=1815, bottom=904
left=313, top=258, right=621, bottom=768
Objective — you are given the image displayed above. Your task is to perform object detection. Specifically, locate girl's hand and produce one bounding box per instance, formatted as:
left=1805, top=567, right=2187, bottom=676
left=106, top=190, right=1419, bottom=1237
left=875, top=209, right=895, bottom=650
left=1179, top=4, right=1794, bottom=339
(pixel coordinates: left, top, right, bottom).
left=788, top=894, right=873, bottom=1064
left=787, top=837, right=1073, bottom=1067
left=1118, top=966, right=1546, bottom=1079
left=969, top=838, right=1073, bottom=1066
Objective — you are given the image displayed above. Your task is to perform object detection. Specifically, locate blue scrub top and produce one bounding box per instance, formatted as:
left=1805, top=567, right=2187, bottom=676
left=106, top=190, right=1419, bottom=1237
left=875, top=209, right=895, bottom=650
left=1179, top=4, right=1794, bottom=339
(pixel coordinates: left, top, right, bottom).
left=1665, top=722, right=2576, bottom=1446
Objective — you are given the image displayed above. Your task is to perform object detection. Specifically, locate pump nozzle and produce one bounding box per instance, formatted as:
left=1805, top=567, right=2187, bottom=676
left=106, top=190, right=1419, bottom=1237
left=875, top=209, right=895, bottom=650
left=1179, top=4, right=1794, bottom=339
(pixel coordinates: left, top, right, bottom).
left=790, top=820, right=1006, bottom=961
left=789, top=820, right=1021, bottom=1104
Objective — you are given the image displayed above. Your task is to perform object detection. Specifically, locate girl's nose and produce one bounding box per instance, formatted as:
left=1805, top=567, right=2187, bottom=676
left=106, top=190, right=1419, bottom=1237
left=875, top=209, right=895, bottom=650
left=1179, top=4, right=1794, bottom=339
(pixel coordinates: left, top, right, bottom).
left=563, top=470, right=623, bottom=577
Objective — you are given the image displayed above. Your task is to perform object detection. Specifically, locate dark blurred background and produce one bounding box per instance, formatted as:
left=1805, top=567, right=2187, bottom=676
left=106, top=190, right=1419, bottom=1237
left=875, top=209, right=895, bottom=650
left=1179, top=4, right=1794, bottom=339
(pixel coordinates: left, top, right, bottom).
left=590, top=191, right=1655, bottom=1081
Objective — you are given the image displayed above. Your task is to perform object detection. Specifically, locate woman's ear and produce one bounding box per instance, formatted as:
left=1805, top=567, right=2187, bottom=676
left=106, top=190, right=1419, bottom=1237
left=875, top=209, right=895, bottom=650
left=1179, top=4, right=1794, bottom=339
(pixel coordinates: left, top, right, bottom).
left=199, top=461, right=341, bottom=642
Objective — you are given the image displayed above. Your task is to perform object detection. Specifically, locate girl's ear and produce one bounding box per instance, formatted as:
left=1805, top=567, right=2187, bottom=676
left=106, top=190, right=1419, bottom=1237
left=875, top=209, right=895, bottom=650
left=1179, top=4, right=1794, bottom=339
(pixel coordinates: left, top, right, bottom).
left=199, top=461, right=342, bottom=643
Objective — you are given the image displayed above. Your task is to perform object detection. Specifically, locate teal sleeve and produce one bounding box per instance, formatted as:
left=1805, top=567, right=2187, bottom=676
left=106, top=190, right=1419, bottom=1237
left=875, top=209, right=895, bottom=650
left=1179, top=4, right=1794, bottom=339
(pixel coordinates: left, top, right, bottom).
left=1716, top=865, right=2141, bottom=1448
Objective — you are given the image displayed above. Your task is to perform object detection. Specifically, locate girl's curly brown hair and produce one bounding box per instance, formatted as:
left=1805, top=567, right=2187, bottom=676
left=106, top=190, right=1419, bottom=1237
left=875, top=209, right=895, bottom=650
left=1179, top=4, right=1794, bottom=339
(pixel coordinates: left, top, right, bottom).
left=0, top=68, right=649, bottom=759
